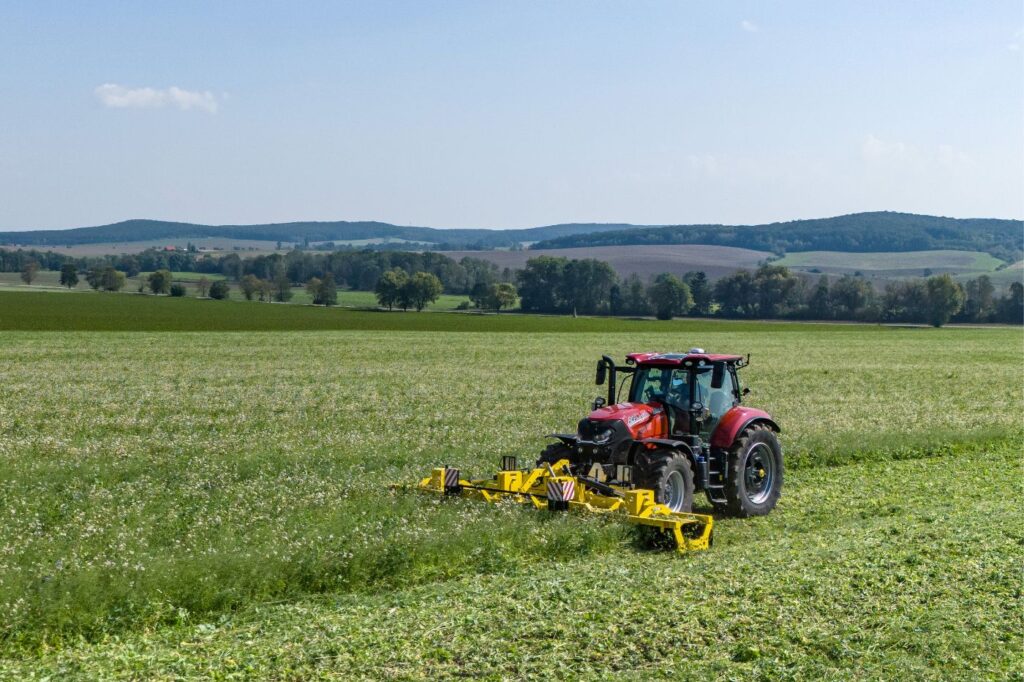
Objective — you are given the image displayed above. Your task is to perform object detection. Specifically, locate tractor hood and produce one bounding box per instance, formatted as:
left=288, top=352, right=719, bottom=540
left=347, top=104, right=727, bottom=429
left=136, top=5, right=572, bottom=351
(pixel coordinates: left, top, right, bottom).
left=588, top=402, right=656, bottom=429
left=583, top=401, right=667, bottom=442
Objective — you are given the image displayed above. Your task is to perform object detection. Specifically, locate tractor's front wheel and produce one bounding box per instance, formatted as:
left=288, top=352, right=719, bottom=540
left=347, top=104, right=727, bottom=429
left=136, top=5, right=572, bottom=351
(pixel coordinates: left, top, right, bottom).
left=719, top=424, right=783, bottom=517
left=537, top=442, right=573, bottom=468
left=635, top=450, right=694, bottom=513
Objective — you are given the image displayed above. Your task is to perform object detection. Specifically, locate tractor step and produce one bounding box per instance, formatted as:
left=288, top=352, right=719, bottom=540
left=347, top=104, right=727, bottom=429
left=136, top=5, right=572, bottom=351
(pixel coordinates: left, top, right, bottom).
left=706, top=460, right=727, bottom=504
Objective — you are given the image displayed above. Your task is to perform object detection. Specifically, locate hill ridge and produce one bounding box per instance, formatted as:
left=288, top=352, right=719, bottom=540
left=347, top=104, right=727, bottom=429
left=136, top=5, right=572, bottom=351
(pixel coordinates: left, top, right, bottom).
left=529, top=211, right=1023, bottom=261
left=1, top=211, right=1020, bottom=259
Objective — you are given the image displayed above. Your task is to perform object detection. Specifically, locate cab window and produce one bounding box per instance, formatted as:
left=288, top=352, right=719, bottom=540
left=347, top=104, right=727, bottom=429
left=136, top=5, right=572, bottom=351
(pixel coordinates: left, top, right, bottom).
left=695, top=364, right=737, bottom=419
left=629, top=367, right=691, bottom=410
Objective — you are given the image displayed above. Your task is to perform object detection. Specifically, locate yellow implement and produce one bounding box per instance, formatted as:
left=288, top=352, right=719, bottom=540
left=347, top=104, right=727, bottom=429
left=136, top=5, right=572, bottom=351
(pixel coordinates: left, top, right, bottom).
left=415, top=457, right=713, bottom=553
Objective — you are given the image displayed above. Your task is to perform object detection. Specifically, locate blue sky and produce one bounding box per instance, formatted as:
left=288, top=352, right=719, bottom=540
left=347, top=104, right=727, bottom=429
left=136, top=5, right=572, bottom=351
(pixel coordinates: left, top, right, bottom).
left=1, top=1, right=1021, bottom=230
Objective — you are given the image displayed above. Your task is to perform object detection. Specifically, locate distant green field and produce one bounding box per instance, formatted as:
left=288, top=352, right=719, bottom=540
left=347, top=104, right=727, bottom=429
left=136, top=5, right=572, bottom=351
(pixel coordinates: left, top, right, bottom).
left=0, top=290, right=853, bottom=333
left=0, top=273, right=470, bottom=310
left=776, top=249, right=1006, bottom=276
left=988, top=260, right=1024, bottom=286
left=0, top=270, right=87, bottom=290
left=137, top=271, right=227, bottom=281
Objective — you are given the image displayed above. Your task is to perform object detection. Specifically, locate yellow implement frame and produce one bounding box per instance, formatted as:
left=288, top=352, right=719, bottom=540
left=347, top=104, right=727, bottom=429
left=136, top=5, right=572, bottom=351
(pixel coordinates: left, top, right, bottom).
left=415, top=459, right=713, bottom=553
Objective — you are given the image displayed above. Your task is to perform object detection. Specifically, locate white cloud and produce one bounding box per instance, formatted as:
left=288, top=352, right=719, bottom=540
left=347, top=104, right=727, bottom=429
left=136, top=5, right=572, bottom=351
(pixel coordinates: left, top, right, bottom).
left=94, top=84, right=219, bottom=113
left=861, top=134, right=972, bottom=171
left=1009, top=28, right=1023, bottom=51
left=740, top=20, right=759, bottom=33
left=861, top=134, right=908, bottom=162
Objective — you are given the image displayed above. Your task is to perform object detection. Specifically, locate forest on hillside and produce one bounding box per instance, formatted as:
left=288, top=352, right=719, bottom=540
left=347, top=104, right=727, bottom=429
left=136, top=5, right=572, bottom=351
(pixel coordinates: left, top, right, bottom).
left=3, top=212, right=1021, bottom=259
left=532, top=212, right=1023, bottom=262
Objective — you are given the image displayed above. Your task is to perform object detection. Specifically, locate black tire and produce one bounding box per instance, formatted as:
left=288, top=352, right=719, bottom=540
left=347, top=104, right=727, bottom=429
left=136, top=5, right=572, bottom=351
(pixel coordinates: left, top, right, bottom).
left=537, top=442, right=573, bottom=467
left=635, top=449, right=694, bottom=513
left=720, top=424, right=783, bottom=517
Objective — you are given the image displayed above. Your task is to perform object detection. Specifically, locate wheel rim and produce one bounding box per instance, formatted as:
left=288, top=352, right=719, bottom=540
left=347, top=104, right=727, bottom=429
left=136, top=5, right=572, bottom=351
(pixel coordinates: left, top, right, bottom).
left=744, top=443, right=776, bottom=505
left=665, top=470, right=686, bottom=512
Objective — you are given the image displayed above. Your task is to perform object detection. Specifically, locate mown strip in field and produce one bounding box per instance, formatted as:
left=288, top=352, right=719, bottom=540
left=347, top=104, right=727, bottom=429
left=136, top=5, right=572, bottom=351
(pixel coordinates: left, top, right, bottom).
left=0, top=290, right=879, bottom=332
left=3, top=445, right=1019, bottom=678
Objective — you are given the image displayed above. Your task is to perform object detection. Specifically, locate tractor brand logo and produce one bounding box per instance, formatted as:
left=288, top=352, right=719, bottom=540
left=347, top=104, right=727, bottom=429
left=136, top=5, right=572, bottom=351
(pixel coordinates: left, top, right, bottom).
left=626, top=412, right=648, bottom=427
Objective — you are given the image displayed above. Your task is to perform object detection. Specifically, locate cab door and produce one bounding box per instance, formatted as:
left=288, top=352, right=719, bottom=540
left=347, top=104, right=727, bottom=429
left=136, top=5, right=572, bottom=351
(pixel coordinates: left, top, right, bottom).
left=696, top=362, right=738, bottom=441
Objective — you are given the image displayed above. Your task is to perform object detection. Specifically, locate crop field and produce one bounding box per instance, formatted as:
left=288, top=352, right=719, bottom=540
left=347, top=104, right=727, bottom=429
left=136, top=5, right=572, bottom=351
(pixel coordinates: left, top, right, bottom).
left=0, top=278, right=470, bottom=310
left=0, top=295, right=1021, bottom=678
left=445, top=244, right=772, bottom=280
left=775, top=249, right=1018, bottom=285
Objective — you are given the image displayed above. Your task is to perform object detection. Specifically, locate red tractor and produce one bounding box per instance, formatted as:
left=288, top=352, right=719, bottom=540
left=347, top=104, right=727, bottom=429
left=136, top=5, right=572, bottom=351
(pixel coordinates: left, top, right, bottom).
left=539, top=349, right=783, bottom=517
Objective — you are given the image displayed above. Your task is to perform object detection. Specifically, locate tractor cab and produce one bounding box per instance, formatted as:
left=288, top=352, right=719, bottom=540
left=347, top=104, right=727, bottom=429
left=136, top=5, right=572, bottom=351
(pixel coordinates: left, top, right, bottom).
left=621, top=351, right=747, bottom=440
left=588, top=349, right=752, bottom=446
left=541, top=349, right=783, bottom=518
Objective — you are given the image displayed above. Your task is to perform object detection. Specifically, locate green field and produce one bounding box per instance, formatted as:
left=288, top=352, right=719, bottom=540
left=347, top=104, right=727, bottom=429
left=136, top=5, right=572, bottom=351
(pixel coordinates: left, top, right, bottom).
left=136, top=271, right=228, bottom=281
left=0, top=276, right=470, bottom=310
left=0, top=294, right=1021, bottom=678
left=776, top=249, right=1011, bottom=280
left=0, top=290, right=846, bottom=333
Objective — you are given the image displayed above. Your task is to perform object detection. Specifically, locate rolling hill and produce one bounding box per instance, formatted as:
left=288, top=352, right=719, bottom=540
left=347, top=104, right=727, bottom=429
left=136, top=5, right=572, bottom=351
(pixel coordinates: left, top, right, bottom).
left=0, top=220, right=660, bottom=251
left=530, top=212, right=1023, bottom=262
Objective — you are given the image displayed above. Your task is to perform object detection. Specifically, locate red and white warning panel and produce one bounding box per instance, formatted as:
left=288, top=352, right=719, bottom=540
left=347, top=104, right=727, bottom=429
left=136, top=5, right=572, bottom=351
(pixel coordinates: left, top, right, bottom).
left=546, top=478, right=575, bottom=510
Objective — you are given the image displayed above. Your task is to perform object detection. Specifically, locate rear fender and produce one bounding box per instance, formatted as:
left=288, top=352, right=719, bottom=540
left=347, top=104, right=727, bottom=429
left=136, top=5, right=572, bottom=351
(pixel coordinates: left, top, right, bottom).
left=710, top=407, right=780, bottom=449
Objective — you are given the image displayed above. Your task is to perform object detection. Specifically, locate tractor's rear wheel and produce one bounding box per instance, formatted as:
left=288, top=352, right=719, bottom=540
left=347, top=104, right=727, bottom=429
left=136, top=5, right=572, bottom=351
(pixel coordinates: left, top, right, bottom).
left=537, top=442, right=573, bottom=468
left=719, top=424, right=783, bottom=517
left=635, top=450, right=694, bottom=513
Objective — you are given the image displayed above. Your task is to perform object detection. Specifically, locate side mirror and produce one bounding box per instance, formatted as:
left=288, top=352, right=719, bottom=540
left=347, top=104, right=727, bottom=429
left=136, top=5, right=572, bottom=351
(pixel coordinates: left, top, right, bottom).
left=711, top=363, right=724, bottom=389
left=595, top=361, right=607, bottom=386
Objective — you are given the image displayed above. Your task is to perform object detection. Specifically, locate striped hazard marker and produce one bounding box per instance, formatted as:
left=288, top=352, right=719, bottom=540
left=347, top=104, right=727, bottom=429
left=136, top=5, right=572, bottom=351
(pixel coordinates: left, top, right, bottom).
left=546, top=479, right=575, bottom=511
left=443, top=467, right=461, bottom=494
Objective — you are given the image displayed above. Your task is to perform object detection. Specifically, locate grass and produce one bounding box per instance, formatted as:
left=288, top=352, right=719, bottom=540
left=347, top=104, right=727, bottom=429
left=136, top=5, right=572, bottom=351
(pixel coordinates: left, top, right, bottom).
left=776, top=249, right=1007, bottom=275
left=137, top=271, right=228, bottom=281
left=0, top=282, right=471, bottom=315
left=0, top=294, right=1021, bottom=676
left=0, top=277, right=471, bottom=309
left=7, top=445, right=1019, bottom=679
left=774, top=250, right=1022, bottom=289
left=0, top=290, right=874, bottom=332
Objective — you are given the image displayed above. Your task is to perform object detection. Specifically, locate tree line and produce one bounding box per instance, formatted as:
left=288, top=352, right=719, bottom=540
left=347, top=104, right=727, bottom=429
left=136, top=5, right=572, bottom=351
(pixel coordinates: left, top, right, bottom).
left=0, top=247, right=512, bottom=296
left=515, top=256, right=1023, bottom=326
left=5, top=246, right=1022, bottom=325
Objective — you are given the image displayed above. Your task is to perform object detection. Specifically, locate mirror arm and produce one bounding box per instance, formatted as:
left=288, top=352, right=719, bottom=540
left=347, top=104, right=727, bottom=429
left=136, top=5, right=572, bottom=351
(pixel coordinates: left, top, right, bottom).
left=601, top=355, right=616, bottom=406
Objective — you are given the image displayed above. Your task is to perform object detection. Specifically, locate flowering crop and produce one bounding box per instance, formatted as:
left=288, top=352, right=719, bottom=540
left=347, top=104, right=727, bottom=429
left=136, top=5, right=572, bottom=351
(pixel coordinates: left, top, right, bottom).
left=0, top=325, right=1020, bottom=652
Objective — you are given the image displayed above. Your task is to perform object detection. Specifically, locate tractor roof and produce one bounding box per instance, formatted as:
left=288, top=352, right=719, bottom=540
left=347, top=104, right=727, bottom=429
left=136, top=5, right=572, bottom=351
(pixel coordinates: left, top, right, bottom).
left=627, top=352, right=745, bottom=367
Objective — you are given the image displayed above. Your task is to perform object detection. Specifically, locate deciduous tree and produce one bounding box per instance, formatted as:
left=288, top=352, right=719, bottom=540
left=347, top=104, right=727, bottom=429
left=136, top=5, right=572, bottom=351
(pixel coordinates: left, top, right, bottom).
left=240, top=274, right=260, bottom=301
left=375, top=269, right=407, bottom=310
left=147, top=269, right=172, bottom=295
left=208, top=280, right=230, bottom=300
left=20, top=260, right=38, bottom=285
left=402, top=271, right=443, bottom=311
left=59, top=263, right=78, bottom=289
left=485, top=282, right=517, bottom=312
left=647, top=273, right=693, bottom=321
left=925, top=274, right=965, bottom=327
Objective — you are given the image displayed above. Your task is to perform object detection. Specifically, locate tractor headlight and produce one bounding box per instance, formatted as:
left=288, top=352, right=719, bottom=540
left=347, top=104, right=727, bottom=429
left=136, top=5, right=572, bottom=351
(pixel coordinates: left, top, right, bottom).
left=594, top=428, right=614, bottom=444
